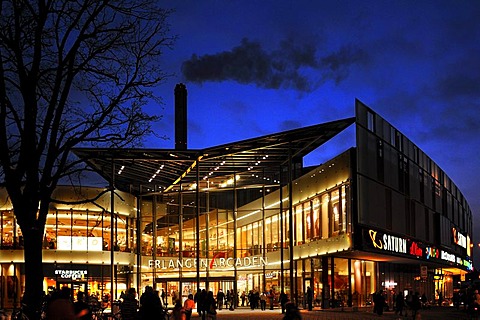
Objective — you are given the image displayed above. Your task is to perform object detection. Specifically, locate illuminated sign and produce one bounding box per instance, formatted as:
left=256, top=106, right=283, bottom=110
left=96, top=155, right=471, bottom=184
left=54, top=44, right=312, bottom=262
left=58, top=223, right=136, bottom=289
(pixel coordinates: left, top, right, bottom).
left=441, top=250, right=455, bottom=263
left=452, top=228, right=467, bottom=249
left=55, top=269, right=87, bottom=280
left=364, top=228, right=471, bottom=271
left=425, top=247, right=440, bottom=259
left=420, top=266, right=427, bottom=279
left=57, top=236, right=103, bottom=251
left=460, top=259, right=473, bottom=271
left=368, top=230, right=406, bottom=254
left=382, top=281, right=398, bottom=288
left=148, top=257, right=268, bottom=269
left=409, top=241, right=423, bottom=257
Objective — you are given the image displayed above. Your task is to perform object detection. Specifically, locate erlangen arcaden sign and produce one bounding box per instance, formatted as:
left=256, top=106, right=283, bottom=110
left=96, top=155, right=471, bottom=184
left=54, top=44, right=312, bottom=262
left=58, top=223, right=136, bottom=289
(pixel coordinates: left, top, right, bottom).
left=148, top=257, right=268, bottom=269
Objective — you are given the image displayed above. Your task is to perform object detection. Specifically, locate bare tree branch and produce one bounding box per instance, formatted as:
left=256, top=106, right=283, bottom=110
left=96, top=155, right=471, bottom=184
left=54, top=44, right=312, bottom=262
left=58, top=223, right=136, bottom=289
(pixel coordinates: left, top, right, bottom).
left=0, top=1, right=176, bottom=317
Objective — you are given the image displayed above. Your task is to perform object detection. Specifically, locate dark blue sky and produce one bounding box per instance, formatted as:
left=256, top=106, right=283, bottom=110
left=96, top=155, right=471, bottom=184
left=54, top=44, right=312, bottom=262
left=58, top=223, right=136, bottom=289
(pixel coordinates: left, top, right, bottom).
left=143, top=1, right=480, bottom=258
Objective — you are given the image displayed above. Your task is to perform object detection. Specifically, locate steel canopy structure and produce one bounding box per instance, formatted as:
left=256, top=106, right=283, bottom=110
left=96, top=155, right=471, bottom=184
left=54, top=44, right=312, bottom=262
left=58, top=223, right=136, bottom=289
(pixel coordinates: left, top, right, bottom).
left=73, top=117, right=355, bottom=196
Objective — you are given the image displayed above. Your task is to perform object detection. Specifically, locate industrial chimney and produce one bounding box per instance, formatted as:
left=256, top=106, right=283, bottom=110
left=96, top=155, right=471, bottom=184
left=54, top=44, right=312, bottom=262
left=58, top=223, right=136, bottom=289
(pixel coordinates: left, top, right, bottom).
left=174, top=83, right=187, bottom=150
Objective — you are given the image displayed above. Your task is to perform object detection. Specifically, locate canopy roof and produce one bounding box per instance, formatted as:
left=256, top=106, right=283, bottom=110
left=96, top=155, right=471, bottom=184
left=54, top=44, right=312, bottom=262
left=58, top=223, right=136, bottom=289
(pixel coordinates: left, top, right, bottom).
left=73, top=117, right=355, bottom=195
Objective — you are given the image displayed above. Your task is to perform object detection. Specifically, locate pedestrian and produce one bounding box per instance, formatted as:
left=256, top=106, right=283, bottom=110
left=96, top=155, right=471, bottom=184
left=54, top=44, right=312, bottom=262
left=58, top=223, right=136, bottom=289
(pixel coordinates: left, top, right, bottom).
left=139, top=286, right=164, bottom=319
left=253, top=290, right=260, bottom=309
left=46, top=287, right=76, bottom=320
left=216, top=289, right=225, bottom=310
left=225, top=290, right=231, bottom=309
left=183, top=293, right=195, bottom=320
left=283, top=302, right=301, bottom=320
left=373, top=290, right=385, bottom=316
left=172, top=300, right=186, bottom=320
left=306, top=286, right=313, bottom=311
left=73, top=291, right=91, bottom=320
left=241, top=291, right=246, bottom=306
left=395, top=291, right=405, bottom=316
left=248, top=290, right=254, bottom=310
left=411, top=292, right=422, bottom=319
left=405, top=290, right=413, bottom=316
left=279, top=290, right=289, bottom=314
left=205, top=291, right=217, bottom=320
left=421, top=293, right=427, bottom=309
left=260, top=291, right=267, bottom=310
left=161, top=289, right=167, bottom=305
left=229, top=292, right=236, bottom=311
left=268, top=289, right=275, bottom=310
left=120, top=287, right=138, bottom=320
left=194, top=289, right=207, bottom=319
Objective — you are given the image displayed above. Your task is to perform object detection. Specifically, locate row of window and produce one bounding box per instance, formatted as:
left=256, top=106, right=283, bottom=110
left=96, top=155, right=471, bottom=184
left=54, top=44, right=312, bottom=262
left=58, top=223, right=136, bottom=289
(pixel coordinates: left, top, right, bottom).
left=366, top=109, right=471, bottom=237
left=1, top=184, right=349, bottom=258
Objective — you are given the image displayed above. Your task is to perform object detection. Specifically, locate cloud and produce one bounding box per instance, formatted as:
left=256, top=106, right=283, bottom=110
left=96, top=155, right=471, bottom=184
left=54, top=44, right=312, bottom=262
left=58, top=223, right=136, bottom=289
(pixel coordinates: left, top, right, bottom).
left=320, top=45, right=369, bottom=84
left=279, top=120, right=302, bottom=131
left=181, top=38, right=368, bottom=92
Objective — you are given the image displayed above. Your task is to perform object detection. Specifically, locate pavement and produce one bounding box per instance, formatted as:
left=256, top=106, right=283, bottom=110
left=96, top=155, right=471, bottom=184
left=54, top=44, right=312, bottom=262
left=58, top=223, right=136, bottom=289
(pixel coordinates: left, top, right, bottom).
left=206, top=306, right=475, bottom=320
left=1, top=305, right=475, bottom=320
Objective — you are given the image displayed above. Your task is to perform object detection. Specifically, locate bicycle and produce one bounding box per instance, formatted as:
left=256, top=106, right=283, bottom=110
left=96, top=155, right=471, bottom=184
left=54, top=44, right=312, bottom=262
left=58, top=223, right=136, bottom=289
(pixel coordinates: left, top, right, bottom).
left=90, top=305, right=122, bottom=320
left=11, top=304, right=29, bottom=320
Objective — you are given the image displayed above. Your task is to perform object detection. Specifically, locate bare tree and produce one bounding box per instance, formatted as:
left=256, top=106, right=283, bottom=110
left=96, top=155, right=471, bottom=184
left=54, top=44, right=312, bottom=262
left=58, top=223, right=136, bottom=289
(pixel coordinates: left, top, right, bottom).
left=0, top=0, right=175, bottom=317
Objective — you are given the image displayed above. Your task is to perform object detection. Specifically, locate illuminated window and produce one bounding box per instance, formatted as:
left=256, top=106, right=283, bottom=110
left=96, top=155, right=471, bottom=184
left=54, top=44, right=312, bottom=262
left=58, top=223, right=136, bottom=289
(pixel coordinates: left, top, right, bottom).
left=367, top=111, right=375, bottom=132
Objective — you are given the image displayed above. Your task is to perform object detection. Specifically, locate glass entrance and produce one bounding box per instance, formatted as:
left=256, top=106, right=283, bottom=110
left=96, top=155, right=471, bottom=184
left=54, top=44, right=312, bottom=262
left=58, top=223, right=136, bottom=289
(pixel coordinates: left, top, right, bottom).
left=56, top=281, right=88, bottom=301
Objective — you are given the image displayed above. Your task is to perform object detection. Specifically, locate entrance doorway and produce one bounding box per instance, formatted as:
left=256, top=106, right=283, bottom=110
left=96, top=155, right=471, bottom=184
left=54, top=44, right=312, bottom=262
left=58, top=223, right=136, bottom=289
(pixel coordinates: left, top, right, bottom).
left=154, top=277, right=236, bottom=306
left=56, top=281, right=88, bottom=301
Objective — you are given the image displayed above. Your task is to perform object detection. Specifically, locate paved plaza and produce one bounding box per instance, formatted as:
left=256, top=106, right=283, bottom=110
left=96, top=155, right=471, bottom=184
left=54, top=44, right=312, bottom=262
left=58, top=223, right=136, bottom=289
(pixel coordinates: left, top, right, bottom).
left=207, top=306, right=475, bottom=320
left=0, top=305, right=474, bottom=320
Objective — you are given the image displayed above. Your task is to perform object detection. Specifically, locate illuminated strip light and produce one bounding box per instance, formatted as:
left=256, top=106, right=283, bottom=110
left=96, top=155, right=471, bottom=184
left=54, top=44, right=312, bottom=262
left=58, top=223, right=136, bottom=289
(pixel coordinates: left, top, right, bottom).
left=235, top=197, right=288, bottom=223
left=164, top=156, right=203, bottom=193
left=118, top=165, right=125, bottom=175
left=148, top=164, right=165, bottom=183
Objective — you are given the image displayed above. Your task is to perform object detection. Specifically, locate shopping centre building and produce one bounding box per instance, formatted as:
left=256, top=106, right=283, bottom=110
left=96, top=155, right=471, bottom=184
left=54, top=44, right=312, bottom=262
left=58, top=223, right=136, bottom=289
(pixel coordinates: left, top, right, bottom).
left=0, top=92, right=474, bottom=310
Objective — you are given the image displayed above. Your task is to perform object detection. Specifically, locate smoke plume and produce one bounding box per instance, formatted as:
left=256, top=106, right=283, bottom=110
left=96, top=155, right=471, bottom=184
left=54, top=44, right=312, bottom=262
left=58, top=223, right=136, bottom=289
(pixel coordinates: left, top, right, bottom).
left=181, top=38, right=367, bottom=92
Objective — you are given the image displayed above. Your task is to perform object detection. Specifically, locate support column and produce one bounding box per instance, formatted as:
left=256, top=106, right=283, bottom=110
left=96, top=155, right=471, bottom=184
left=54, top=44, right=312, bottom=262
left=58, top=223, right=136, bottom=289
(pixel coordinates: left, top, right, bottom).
left=179, top=183, right=183, bottom=297
left=330, top=257, right=335, bottom=308
left=136, top=191, right=142, bottom=294
left=195, top=160, right=200, bottom=289
left=110, top=160, right=115, bottom=304
left=233, top=171, right=238, bottom=309
left=288, top=147, right=295, bottom=304
left=348, top=259, right=352, bottom=307
left=279, top=166, right=285, bottom=293
left=321, top=256, right=329, bottom=309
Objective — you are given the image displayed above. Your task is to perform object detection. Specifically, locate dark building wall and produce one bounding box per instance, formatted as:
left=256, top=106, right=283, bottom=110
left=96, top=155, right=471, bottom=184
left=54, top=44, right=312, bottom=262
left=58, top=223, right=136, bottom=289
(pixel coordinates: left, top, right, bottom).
left=354, top=99, right=472, bottom=260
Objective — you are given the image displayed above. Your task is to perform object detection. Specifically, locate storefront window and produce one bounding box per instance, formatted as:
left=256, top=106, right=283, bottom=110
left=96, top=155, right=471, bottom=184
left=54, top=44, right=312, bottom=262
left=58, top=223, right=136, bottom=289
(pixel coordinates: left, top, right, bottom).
left=102, top=213, right=113, bottom=251
left=321, top=194, right=329, bottom=238
left=246, top=224, right=252, bottom=255
left=330, top=190, right=340, bottom=236
left=265, top=217, right=272, bottom=252
left=295, top=203, right=304, bottom=245
left=271, top=216, right=279, bottom=251
left=1, top=211, right=16, bottom=248
left=181, top=215, right=196, bottom=258
left=283, top=210, right=289, bottom=248
left=237, top=226, right=248, bottom=257
left=312, top=197, right=321, bottom=239
left=226, top=219, right=234, bottom=258
left=341, top=186, right=347, bottom=234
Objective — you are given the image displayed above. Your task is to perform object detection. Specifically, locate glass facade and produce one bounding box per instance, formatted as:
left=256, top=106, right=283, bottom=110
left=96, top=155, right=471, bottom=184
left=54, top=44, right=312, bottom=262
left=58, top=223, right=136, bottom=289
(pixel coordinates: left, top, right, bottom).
left=0, top=187, right=136, bottom=309
left=0, top=101, right=473, bottom=311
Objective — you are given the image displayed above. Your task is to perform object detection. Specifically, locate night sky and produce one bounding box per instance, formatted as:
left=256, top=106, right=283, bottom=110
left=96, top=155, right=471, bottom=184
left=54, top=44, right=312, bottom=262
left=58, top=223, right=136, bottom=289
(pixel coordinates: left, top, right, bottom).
left=139, top=1, right=480, bottom=264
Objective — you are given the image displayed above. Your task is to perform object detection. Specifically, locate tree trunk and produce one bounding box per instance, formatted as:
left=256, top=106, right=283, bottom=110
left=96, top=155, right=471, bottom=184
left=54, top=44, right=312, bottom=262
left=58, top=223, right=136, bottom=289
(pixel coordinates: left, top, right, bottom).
left=21, top=226, right=44, bottom=320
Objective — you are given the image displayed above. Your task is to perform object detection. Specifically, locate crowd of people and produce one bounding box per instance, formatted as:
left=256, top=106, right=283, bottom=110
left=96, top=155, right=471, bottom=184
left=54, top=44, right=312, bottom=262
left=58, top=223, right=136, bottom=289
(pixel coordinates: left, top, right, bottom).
left=28, top=285, right=304, bottom=320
